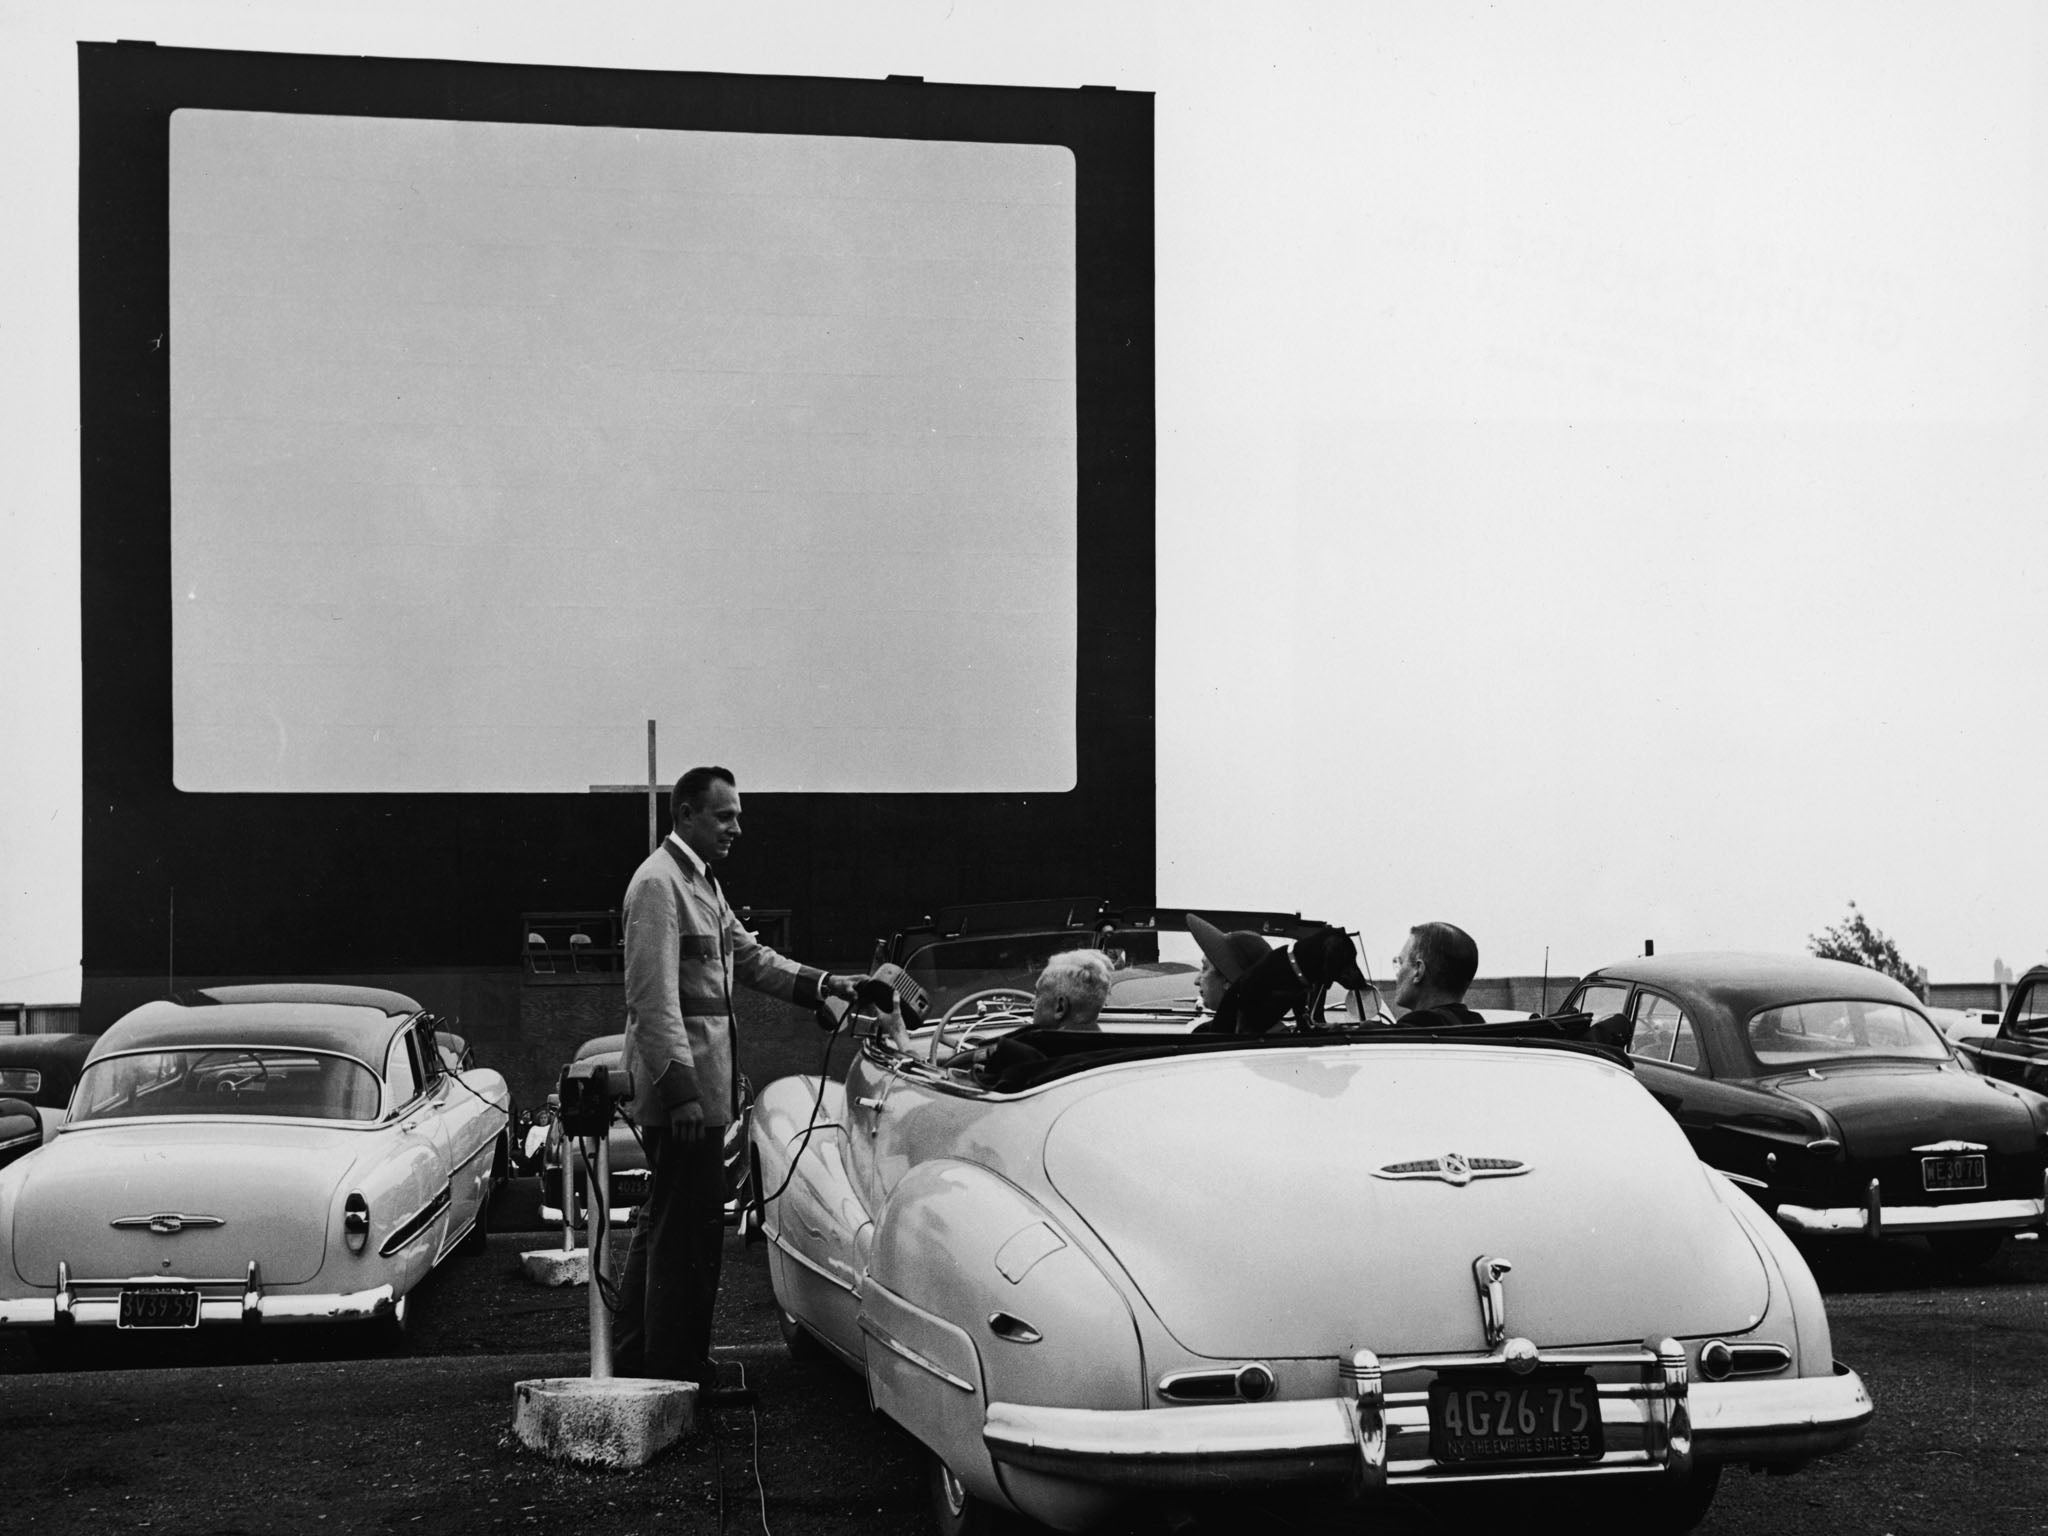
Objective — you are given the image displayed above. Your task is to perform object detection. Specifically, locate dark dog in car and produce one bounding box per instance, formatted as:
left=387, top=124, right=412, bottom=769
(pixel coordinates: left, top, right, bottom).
left=1195, top=924, right=1372, bottom=1036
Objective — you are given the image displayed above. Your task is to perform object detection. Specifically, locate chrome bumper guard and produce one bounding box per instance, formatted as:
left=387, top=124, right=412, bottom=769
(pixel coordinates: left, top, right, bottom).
left=983, top=1342, right=1870, bottom=1496
left=0, top=1259, right=399, bottom=1327
left=1775, top=1187, right=2045, bottom=1239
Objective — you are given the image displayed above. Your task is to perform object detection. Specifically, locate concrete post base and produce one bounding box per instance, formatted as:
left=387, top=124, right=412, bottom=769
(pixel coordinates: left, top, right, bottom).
left=511, top=1376, right=696, bottom=1468
left=520, top=1247, right=589, bottom=1287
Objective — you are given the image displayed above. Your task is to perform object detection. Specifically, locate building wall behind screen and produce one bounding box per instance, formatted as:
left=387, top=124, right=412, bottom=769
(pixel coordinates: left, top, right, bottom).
left=80, top=44, right=1154, bottom=998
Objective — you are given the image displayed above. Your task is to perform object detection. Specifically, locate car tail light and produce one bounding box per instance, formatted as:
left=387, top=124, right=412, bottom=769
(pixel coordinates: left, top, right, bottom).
left=1698, top=1340, right=1791, bottom=1380
left=344, top=1193, right=370, bottom=1254
left=1159, top=1362, right=1276, bottom=1403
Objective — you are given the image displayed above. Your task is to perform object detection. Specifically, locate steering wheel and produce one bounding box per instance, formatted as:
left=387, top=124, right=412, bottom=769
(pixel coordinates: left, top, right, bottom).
left=930, top=987, right=1035, bottom=1064
left=211, top=1051, right=270, bottom=1094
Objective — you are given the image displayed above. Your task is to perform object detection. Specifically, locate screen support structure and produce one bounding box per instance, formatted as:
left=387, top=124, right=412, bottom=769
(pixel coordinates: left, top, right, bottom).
left=589, top=722, right=661, bottom=856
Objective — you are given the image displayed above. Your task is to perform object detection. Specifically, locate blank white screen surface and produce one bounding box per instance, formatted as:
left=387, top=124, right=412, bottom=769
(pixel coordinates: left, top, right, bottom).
left=170, top=109, right=1077, bottom=793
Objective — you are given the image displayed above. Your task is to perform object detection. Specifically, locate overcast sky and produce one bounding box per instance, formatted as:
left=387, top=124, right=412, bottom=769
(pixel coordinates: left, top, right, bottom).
left=3, top=1, right=2043, bottom=999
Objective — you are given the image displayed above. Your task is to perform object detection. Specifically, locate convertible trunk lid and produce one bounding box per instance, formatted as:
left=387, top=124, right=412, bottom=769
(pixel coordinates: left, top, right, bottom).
left=11, top=1123, right=362, bottom=1287
left=1042, top=1045, right=1770, bottom=1358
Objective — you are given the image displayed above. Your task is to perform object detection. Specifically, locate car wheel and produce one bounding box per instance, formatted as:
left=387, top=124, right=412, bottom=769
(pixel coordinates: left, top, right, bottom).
left=1927, top=1229, right=2005, bottom=1270
left=928, top=1453, right=1012, bottom=1536
left=776, top=1302, right=823, bottom=1362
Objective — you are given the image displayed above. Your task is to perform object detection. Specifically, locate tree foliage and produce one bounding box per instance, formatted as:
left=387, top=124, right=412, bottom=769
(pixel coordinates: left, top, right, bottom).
left=1808, top=902, right=1924, bottom=998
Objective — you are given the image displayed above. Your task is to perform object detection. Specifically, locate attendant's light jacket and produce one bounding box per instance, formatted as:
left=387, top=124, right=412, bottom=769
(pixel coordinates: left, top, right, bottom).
left=621, top=836, right=825, bottom=1129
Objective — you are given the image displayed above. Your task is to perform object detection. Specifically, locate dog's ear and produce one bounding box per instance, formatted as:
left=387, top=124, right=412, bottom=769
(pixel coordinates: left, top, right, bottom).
left=1322, top=927, right=1371, bottom=993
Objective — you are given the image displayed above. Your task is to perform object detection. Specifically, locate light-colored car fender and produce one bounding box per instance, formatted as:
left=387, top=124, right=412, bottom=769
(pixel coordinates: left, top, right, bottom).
left=354, top=1131, right=449, bottom=1291
left=1707, top=1166, right=1835, bottom=1373
left=754, top=1075, right=870, bottom=1362
left=864, top=1158, right=1144, bottom=1525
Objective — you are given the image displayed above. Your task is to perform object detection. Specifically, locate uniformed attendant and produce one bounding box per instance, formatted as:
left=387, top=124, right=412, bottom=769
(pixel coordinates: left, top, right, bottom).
left=611, top=765, right=861, bottom=1392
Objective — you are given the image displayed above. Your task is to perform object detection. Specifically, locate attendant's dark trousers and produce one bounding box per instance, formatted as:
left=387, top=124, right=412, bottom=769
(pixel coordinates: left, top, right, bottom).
left=610, top=1126, right=727, bottom=1384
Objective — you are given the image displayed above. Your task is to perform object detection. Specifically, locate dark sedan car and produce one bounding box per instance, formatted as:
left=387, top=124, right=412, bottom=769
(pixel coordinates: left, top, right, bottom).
left=1562, top=953, right=2048, bottom=1268
left=1951, top=964, right=2048, bottom=1093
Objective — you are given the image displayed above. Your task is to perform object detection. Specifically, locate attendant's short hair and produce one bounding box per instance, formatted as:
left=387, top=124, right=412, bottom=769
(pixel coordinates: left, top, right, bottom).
left=1036, top=949, right=1115, bottom=1015
left=1409, top=922, right=1479, bottom=997
left=672, top=765, right=736, bottom=823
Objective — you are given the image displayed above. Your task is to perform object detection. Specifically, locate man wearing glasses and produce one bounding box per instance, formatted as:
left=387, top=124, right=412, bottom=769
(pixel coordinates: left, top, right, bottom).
left=1390, top=922, right=1486, bottom=1029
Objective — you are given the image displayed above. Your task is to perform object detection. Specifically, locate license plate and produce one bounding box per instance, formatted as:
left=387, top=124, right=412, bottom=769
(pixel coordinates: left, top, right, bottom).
left=1923, top=1155, right=1987, bottom=1192
left=612, top=1169, right=651, bottom=1206
left=1428, top=1372, right=1603, bottom=1465
left=118, top=1287, right=201, bottom=1329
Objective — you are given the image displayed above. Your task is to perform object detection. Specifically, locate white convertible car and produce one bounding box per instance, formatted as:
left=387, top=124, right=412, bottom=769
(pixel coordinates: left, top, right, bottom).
left=751, top=939, right=1873, bottom=1535
left=0, top=984, right=512, bottom=1339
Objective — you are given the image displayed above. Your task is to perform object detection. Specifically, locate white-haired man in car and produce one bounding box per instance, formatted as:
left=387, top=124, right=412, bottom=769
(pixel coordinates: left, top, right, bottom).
left=1033, top=948, right=1115, bottom=1031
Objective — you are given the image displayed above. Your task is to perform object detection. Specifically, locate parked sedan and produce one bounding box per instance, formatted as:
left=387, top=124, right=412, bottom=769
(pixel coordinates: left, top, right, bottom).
left=0, top=1033, right=98, bottom=1171
left=1562, top=953, right=2048, bottom=1267
left=0, top=985, right=512, bottom=1338
left=1950, top=965, right=2048, bottom=1092
left=755, top=954, right=1870, bottom=1534
left=534, top=1032, right=754, bottom=1233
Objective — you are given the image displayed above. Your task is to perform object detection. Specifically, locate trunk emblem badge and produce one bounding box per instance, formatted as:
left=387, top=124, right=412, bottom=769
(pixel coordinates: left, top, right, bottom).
left=113, top=1213, right=227, bottom=1236
left=1374, top=1154, right=1528, bottom=1186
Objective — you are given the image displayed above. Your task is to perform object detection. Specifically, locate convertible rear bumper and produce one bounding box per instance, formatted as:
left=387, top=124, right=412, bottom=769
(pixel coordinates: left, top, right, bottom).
left=983, top=1359, right=1869, bottom=1493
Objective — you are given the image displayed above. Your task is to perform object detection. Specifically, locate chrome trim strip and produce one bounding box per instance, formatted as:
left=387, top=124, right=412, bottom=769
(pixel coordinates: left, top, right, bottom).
left=1775, top=1196, right=2044, bottom=1235
left=858, top=1316, right=977, bottom=1393
left=1713, top=1167, right=1770, bottom=1190
left=378, top=1187, right=451, bottom=1257
left=768, top=1229, right=859, bottom=1295
left=1374, top=1154, right=1529, bottom=1184
left=110, top=1213, right=227, bottom=1234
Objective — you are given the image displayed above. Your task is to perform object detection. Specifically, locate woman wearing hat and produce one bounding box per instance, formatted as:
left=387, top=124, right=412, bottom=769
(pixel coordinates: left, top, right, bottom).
left=1187, top=913, right=1274, bottom=1019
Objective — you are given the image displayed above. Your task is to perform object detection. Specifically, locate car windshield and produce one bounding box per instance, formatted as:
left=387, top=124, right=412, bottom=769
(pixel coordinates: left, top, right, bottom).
left=1746, top=1000, right=1951, bottom=1066
left=903, top=930, right=1188, bottom=1015
left=72, top=1048, right=383, bottom=1122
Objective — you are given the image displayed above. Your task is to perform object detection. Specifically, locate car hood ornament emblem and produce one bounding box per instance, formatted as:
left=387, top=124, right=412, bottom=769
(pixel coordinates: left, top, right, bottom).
left=1373, top=1153, right=1529, bottom=1186
left=112, top=1212, right=227, bottom=1236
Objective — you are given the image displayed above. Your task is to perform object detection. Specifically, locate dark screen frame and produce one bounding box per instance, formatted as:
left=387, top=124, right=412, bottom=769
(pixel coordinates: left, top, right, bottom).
left=79, top=42, right=1154, bottom=989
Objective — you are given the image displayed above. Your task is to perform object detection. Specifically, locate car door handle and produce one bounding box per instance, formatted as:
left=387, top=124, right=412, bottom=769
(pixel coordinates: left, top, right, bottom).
left=399, top=1117, right=423, bottom=1133
left=854, top=1096, right=888, bottom=1112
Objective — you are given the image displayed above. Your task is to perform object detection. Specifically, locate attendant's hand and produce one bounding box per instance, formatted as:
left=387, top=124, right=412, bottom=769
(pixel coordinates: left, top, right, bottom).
left=667, top=1100, right=708, bottom=1144
left=822, top=972, right=865, bottom=1003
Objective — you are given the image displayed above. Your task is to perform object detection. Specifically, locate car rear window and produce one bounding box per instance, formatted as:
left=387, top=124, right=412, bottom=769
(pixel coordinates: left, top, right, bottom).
left=73, top=1049, right=383, bottom=1122
left=1746, top=1000, right=1950, bottom=1066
